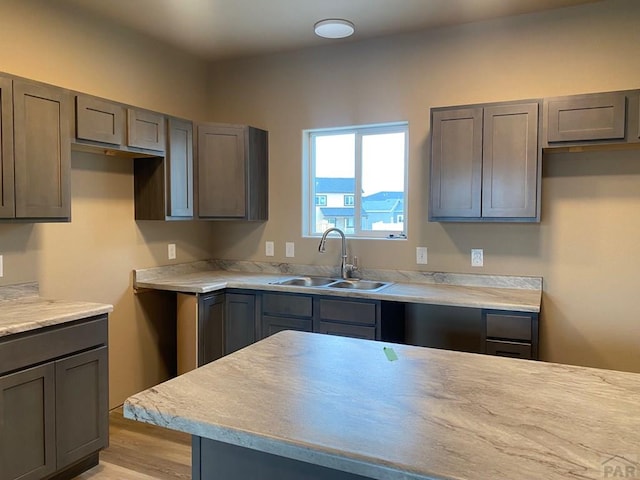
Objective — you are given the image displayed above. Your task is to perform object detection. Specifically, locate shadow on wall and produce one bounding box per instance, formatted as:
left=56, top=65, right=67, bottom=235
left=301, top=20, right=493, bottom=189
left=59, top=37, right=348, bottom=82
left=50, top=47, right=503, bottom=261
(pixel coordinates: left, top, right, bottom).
left=205, top=221, right=268, bottom=260
left=0, top=223, right=38, bottom=285
left=134, top=289, right=178, bottom=378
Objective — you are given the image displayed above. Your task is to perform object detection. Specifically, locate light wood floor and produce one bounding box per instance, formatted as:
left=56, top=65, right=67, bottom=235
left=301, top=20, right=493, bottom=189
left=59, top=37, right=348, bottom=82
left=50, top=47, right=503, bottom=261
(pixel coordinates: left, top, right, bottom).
left=74, top=407, right=191, bottom=480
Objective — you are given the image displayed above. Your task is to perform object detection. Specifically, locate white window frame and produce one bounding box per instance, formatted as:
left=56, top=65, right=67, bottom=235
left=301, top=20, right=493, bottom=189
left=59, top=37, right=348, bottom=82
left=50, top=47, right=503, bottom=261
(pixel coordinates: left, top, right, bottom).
left=302, top=122, right=409, bottom=239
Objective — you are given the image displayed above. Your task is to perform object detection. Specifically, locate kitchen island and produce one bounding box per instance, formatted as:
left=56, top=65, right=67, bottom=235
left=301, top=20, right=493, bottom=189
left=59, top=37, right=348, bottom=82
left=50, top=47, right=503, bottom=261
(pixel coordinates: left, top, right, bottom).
left=124, top=330, right=640, bottom=480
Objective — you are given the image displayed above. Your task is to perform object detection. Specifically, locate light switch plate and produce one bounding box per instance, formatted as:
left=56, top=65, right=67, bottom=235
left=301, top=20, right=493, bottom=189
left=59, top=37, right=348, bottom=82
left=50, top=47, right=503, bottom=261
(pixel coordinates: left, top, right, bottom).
left=285, top=242, right=295, bottom=258
left=265, top=241, right=275, bottom=257
left=0, top=255, right=3, bottom=277
left=416, top=247, right=428, bottom=265
left=168, top=243, right=176, bottom=260
left=471, top=248, right=483, bottom=267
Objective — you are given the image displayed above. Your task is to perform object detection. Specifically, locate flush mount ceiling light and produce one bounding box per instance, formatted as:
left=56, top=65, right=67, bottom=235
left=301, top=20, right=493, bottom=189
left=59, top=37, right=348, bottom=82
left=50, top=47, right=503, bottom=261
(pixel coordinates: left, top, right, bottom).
left=314, top=19, right=355, bottom=39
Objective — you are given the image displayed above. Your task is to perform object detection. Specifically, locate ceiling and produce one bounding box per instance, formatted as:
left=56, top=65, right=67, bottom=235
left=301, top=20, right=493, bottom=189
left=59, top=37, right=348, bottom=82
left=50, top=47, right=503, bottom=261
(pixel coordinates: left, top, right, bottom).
left=61, top=0, right=603, bottom=61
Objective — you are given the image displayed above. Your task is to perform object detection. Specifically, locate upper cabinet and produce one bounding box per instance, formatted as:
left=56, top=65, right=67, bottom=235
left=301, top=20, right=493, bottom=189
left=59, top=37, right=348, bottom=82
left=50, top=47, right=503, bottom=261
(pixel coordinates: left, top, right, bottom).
left=134, top=117, right=194, bottom=220
left=74, top=94, right=165, bottom=155
left=0, top=77, right=71, bottom=221
left=196, top=124, right=268, bottom=221
left=127, top=109, right=165, bottom=152
left=430, top=100, right=541, bottom=222
left=76, top=95, right=125, bottom=145
left=543, top=90, right=640, bottom=148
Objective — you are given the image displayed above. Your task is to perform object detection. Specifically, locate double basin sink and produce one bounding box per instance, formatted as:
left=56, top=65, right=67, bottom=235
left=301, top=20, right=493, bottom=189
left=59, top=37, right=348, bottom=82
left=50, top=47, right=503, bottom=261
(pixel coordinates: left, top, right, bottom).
left=271, top=276, right=391, bottom=292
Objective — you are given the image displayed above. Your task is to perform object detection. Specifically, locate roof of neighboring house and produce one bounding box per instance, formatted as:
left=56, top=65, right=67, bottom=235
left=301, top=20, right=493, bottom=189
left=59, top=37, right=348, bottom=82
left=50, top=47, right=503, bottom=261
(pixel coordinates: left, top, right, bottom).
left=315, top=178, right=355, bottom=194
left=320, top=207, right=355, bottom=217
left=362, top=199, right=403, bottom=213
left=363, top=191, right=404, bottom=201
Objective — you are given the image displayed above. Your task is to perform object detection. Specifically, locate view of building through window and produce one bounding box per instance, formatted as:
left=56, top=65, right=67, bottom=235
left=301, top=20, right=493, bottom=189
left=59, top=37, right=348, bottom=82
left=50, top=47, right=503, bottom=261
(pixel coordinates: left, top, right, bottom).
left=306, top=123, right=407, bottom=237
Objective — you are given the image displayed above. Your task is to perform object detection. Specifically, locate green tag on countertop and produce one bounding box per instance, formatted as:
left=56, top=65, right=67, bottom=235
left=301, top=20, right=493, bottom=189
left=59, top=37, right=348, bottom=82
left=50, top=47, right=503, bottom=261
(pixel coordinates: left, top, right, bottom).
left=383, top=347, right=398, bottom=362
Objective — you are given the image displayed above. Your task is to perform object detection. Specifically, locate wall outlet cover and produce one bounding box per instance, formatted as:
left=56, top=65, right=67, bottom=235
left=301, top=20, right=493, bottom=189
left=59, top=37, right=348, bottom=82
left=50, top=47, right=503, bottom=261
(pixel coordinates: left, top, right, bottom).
left=471, top=248, right=483, bottom=267
left=168, top=243, right=176, bottom=260
left=285, top=242, right=295, bottom=258
left=265, top=241, right=275, bottom=257
left=416, top=247, right=428, bottom=265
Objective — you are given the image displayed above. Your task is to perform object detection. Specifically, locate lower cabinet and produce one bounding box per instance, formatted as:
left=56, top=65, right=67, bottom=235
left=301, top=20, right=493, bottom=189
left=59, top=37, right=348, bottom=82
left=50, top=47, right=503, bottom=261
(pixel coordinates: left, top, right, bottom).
left=261, top=293, right=313, bottom=339
left=314, top=298, right=379, bottom=340
left=191, top=290, right=540, bottom=369
left=260, top=292, right=380, bottom=341
left=0, top=316, right=109, bottom=480
left=482, top=310, right=539, bottom=360
left=197, top=291, right=258, bottom=367
left=224, top=292, right=257, bottom=355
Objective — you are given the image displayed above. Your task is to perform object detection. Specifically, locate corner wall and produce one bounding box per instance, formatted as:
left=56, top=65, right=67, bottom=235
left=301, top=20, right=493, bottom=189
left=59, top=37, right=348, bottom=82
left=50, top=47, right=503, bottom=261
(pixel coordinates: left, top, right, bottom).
left=0, top=0, right=215, bottom=406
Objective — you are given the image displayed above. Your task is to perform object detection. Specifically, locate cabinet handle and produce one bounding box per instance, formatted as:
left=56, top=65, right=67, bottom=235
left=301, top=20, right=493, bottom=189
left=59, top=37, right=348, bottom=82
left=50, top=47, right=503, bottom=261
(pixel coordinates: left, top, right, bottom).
left=496, top=350, right=522, bottom=357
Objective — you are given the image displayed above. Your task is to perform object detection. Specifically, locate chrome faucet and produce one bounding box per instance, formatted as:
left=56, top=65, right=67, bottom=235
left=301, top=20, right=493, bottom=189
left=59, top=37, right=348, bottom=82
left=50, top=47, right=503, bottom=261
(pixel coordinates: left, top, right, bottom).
left=318, top=227, right=358, bottom=280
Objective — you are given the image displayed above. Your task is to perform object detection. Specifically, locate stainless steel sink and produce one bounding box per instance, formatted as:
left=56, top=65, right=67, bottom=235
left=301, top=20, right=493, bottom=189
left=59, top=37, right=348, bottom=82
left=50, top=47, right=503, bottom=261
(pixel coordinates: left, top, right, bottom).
left=273, top=276, right=339, bottom=287
left=271, top=277, right=391, bottom=291
left=325, top=280, right=391, bottom=291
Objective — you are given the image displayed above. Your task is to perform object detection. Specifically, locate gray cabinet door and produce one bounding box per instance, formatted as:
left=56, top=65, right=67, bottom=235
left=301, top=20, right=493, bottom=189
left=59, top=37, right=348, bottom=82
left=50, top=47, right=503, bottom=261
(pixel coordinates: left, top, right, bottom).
left=198, top=293, right=225, bottom=366
left=0, top=363, right=56, bottom=480
left=225, top=293, right=256, bottom=355
left=127, top=108, right=165, bottom=152
left=430, top=108, right=482, bottom=219
left=167, top=118, right=194, bottom=218
left=13, top=80, right=71, bottom=220
left=133, top=118, right=194, bottom=220
left=545, top=92, right=626, bottom=143
left=196, top=124, right=268, bottom=220
left=482, top=103, right=539, bottom=218
left=55, top=346, right=109, bottom=470
left=0, top=77, right=14, bottom=218
left=76, top=95, right=125, bottom=145
left=197, top=124, right=246, bottom=218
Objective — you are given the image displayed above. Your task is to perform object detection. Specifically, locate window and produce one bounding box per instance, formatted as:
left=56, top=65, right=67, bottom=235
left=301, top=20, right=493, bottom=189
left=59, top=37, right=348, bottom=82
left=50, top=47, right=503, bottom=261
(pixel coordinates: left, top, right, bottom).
left=303, top=122, right=408, bottom=238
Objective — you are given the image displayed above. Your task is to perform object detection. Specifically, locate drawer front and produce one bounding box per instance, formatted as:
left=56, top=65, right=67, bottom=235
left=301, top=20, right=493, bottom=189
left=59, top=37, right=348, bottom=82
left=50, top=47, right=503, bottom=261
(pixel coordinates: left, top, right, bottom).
left=316, top=321, right=375, bottom=340
left=262, top=293, right=312, bottom=318
left=0, top=315, right=108, bottom=375
left=485, top=340, right=532, bottom=359
left=546, top=92, right=626, bottom=143
left=318, top=299, right=377, bottom=326
left=262, top=316, right=312, bottom=339
left=486, top=313, right=532, bottom=341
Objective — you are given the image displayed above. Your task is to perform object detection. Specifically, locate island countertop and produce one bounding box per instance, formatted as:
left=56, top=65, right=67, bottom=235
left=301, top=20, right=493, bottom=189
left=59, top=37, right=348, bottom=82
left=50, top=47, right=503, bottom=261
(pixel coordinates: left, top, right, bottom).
left=124, top=330, right=640, bottom=480
left=133, top=260, right=542, bottom=312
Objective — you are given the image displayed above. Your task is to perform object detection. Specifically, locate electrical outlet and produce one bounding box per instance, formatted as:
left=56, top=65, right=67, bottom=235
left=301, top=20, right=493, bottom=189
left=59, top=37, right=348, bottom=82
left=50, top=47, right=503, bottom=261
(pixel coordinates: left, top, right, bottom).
left=265, top=241, right=275, bottom=257
left=285, top=242, right=295, bottom=258
left=416, top=247, right=428, bottom=265
left=471, top=248, right=483, bottom=267
left=168, top=243, right=176, bottom=260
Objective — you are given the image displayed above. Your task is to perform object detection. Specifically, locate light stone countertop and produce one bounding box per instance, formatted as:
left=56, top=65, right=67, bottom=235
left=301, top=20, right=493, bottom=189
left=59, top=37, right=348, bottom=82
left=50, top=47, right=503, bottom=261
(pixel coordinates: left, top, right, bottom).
left=133, top=260, right=542, bottom=312
left=124, top=330, right=640, bottom=480
left=0, top=282, right=113, bottom=338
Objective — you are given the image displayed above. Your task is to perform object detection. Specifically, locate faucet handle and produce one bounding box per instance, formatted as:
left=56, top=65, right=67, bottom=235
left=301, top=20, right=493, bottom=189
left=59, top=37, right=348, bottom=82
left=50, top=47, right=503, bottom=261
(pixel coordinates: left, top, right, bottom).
left=347, top=256, right=360, bottom=279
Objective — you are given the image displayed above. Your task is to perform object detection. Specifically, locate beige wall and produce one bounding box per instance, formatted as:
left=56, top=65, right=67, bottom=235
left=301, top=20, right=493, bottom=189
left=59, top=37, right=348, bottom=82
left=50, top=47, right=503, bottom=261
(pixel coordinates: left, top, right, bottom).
left=0, top=0, right=215, bottom=407
left=1, top=0, right=638, bottom=408
left=206, top=0, right=640, bottom=373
